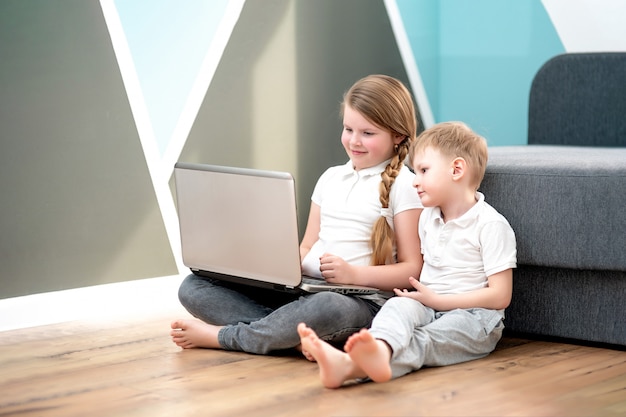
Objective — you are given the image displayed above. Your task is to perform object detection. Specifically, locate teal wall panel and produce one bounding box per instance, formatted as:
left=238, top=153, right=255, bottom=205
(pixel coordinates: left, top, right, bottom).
left=396, top=0, right=564, bottom=145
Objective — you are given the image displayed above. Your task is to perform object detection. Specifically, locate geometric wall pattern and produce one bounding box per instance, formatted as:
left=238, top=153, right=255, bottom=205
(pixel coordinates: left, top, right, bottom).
left=101, top=0, right=245, bottom=274
left=1, top=0, right=625, bottom=299
left=395, top=0, right=564, bottom=145
left=394, top=0, right=626, bottom=145
left=1, top=0, right=179, bottom=298
left=0, top=0, right=409, bottom=298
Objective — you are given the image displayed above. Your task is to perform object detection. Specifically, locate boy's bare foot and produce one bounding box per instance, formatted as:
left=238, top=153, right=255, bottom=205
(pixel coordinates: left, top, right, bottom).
left=345, top=328, right=392, bottom=383
left=170, top=319, right=223, bottom=349
left=297, top=323, right=365, bottom=388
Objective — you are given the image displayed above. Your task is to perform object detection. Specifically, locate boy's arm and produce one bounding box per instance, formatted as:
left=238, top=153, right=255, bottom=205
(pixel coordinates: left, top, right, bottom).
left=395, top=269, right=513, bottom=311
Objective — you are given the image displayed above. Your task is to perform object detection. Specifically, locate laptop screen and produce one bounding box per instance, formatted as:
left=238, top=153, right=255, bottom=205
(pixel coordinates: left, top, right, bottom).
left=174, top=163, right=304, bottom=288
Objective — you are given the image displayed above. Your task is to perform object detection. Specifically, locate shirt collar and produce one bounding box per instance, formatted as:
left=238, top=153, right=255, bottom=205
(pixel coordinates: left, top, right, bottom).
left=432, top=192, right=485, bottom=227
left=338, top=158, right=392, bottom=178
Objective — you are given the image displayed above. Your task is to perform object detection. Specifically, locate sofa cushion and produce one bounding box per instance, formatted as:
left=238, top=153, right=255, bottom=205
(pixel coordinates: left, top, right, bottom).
left=480, top=145, right=626, bottom=271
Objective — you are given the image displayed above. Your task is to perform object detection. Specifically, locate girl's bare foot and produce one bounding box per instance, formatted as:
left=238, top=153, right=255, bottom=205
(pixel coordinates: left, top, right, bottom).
left=296, top=343, right=316, bottom=362
left=170, top=319, right=223, bottom=349
left=297, top=323, right=365, bottom=388
left=345, top=329, right=392, bottom=383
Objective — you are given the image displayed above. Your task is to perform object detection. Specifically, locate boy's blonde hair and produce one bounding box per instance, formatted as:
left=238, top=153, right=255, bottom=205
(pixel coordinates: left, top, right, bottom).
left=409, top=121, right=488, bottom=190
left=342, top=74, right=418, bottom=266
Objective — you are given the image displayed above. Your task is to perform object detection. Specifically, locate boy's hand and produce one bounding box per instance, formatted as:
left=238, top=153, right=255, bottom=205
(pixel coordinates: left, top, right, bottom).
left=394, top=276, right=438, bottom=306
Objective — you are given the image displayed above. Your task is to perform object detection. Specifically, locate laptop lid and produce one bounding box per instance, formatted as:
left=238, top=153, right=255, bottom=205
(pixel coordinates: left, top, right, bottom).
left=174, top=162, right=304, bottom=290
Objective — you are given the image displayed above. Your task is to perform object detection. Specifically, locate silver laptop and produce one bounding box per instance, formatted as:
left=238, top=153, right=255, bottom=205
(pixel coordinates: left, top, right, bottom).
left=174, top=162, right=379, bottom=295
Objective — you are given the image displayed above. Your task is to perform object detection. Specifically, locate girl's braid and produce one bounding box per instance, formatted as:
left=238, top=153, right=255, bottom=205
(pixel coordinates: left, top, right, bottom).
left=370, top=138, right=410, bottom=265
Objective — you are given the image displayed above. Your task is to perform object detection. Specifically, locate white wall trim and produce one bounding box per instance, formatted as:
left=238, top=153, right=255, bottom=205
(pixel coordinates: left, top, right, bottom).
left=99, top=1, right=246, bottom=276
left=0, top=275, right=185, bottom=331
left=383, top=0, right=435, bottom=128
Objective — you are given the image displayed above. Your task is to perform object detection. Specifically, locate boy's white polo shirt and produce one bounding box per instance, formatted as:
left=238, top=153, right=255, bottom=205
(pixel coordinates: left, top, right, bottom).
left=419, top=192, right=517, bottom=297
left=301, top=159, right=422, bottom=278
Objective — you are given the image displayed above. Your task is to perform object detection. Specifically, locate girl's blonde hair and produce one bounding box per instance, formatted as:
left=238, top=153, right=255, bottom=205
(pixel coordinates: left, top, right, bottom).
left=409, top=121, right=488, bottom=190
left=342, top=74, right=418, bottom=266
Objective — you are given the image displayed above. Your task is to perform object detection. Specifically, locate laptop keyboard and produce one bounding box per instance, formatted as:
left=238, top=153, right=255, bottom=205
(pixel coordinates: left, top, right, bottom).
left=302, top=276, right=326, bottom=285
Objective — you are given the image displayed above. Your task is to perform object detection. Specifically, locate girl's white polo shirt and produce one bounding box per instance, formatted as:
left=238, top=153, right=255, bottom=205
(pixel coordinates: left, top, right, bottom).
left=301, top=159, right=422, bottom=278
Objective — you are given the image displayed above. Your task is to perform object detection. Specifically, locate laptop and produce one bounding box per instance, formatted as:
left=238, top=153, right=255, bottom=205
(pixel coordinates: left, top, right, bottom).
left=174, top=162, right=379, bottom=295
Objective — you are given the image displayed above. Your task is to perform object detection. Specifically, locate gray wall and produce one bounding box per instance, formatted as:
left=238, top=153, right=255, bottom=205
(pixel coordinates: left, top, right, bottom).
left=1, top=0, right=412, bottom=299
left=0, top=0, right=177, bottom=298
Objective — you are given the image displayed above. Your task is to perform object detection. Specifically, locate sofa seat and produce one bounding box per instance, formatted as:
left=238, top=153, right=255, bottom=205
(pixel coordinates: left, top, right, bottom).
left=479, top=145, right=626, bottom=346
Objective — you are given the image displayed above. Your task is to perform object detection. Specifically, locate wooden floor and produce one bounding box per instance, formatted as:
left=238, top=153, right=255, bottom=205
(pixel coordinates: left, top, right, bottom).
left=1, top=305, right=625, bottom=417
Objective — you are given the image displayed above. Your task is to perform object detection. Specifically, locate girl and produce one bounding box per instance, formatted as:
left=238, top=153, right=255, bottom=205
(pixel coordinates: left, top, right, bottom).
left=171, top=74, right=423, bottom=356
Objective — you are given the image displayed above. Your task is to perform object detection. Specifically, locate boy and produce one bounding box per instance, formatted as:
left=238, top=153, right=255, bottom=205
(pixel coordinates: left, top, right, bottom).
left=298, top=121, right=517, bottom=388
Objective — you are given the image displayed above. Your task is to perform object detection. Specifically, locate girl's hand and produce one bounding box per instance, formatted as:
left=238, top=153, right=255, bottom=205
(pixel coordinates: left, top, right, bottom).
left=319, top=253, right=355, bottom=284
left=393, top=276, right=438, bottom=307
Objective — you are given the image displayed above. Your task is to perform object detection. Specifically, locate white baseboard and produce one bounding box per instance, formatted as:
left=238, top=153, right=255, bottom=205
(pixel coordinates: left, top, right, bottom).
left=0, top=274, right=186, bottom=331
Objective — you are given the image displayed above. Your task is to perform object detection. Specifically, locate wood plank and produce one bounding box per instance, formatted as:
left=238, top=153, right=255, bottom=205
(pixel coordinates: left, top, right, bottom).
left=0, top=313, right=624, bottom=417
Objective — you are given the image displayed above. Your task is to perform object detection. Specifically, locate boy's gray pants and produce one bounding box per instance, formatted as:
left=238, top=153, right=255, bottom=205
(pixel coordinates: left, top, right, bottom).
left=369, top=296, right=504, bottom=379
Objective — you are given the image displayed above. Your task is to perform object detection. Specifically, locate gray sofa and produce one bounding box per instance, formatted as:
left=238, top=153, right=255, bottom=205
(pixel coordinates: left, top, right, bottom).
left=479, top=53, right=626, bottom=347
